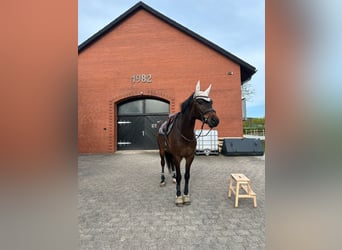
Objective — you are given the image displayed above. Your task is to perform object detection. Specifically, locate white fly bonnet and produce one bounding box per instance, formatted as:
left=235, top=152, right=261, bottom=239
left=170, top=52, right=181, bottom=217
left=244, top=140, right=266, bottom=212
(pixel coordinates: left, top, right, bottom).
left=193, top=80, right=212, bottom=102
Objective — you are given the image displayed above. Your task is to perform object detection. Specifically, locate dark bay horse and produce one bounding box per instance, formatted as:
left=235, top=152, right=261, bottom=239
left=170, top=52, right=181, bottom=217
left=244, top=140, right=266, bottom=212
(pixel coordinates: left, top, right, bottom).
left=157, top=81, right=219, bottom=206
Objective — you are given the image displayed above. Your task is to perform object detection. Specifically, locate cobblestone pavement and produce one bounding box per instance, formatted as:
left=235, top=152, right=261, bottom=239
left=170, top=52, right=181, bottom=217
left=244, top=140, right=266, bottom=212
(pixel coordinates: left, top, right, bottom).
left=79, top=151, right=265, bottom=249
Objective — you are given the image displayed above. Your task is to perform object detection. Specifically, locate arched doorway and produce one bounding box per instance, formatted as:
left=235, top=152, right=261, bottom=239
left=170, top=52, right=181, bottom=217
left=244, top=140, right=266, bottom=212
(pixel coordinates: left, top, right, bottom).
left=117, top=98, right=169, bottom=150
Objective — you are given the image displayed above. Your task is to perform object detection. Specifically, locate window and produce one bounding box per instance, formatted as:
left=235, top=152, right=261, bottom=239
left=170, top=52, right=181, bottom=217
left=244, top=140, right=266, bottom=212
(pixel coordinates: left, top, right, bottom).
left=118, top=100, right=143, bottom=115
left=145, top=99, right=169, bottom=114
left=118, top=98, right=169, bottom=115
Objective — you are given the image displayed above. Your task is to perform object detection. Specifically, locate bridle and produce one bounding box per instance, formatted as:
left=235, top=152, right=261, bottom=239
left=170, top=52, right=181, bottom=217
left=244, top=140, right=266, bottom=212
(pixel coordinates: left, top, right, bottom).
left=194, top=95, right=216, bottom=123
left=180, top=96, right=216, bottom=142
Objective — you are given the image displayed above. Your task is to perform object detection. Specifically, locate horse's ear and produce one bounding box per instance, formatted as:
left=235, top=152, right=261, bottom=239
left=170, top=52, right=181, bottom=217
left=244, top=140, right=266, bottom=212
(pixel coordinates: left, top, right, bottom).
left=195, top=80, right=201, bottom=94
left=204, top=84, right=212, bottom=96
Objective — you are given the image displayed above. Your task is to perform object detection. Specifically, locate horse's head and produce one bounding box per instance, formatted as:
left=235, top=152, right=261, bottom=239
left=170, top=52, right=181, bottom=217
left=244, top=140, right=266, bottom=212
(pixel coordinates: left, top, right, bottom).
left=192, top=81, right=220, bottom=128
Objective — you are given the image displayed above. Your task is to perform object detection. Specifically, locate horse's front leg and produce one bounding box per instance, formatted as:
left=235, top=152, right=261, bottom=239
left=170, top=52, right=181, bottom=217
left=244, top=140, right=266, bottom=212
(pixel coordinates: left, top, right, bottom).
left=183, top=155, right=194, bottom=205
left=174, top=157, right=183, bottom=206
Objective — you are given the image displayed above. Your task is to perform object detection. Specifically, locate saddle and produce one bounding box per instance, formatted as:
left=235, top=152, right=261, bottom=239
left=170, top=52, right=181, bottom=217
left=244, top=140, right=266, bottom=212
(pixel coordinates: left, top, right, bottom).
left=158, top=113, right=179, bottom=136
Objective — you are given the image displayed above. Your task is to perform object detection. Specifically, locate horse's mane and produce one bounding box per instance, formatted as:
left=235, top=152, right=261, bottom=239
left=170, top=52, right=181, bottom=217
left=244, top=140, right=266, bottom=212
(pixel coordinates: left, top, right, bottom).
left=181, top=92, right=194, bottom=114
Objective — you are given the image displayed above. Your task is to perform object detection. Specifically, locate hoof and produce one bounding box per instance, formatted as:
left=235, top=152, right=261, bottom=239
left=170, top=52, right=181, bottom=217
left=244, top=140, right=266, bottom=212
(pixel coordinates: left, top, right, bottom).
left=160, top=181, right=166, bottom=187
left=172, top=178, right=176, bottom=184
left=183, top=194, right=191, bottom=205
left=175, top=196, right=183, bottom=206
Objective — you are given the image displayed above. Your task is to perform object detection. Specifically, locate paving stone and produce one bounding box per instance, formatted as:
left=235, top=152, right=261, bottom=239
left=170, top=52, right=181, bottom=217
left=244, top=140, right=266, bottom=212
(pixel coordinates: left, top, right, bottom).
left=79, top=152, right=265, bottom=249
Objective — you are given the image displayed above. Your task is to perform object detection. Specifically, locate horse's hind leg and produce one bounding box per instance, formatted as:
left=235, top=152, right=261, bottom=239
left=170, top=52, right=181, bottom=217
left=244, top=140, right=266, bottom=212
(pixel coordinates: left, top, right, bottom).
left=159, top=151, right=166, bottom=187
left=172, top=173, right=176, bottom=183
left=171, top=162, right=176, bottom=184
left=165, top=151, right=176, bottom=183
left=183, top=155, right=194, bottom=205
left=158, top=135, right=167, bottom=187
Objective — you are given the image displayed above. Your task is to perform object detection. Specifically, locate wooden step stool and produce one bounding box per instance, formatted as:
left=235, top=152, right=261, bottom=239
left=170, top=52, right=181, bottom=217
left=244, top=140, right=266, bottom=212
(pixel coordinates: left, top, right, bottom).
left=228, top=173, right=257, bottom=208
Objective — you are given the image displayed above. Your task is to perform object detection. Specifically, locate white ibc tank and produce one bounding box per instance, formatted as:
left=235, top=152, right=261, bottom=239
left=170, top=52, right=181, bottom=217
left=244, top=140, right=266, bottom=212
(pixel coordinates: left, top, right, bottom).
left=195, top=129, right=219, bottom=155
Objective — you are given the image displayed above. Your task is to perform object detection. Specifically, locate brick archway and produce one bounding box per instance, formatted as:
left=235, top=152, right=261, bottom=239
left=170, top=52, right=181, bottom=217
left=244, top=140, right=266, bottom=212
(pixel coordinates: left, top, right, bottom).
left=107, top=89, right=175, bottom=152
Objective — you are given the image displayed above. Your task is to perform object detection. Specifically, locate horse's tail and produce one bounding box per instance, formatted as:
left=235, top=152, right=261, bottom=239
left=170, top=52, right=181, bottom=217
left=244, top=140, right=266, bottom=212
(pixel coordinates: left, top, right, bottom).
left=164, top=151, right=174, bottom=174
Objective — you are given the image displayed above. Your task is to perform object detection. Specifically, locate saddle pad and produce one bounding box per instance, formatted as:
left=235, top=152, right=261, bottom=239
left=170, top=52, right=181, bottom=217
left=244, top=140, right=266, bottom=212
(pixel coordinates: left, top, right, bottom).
left=158, top=113, right=178, bottom=136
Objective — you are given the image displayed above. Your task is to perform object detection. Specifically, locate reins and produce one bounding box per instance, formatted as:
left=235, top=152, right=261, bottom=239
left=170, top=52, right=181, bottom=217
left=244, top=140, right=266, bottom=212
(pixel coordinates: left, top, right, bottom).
left=180, top=120, right=213, bottom=142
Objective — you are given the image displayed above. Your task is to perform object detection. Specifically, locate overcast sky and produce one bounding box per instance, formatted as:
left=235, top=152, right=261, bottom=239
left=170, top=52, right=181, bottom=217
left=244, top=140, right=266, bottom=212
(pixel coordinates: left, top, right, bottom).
left=78, top=0, right=265, bottom=118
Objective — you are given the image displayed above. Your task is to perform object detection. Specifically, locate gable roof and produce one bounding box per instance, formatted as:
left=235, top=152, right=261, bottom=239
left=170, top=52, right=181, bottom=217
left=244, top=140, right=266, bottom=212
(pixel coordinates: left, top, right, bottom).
left=78, top=1, right=256, bottom=83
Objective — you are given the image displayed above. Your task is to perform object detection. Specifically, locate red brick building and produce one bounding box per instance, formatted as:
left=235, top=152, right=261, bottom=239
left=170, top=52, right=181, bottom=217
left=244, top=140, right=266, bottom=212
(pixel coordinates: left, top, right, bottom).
left=78, top=2, right=256, bottom=153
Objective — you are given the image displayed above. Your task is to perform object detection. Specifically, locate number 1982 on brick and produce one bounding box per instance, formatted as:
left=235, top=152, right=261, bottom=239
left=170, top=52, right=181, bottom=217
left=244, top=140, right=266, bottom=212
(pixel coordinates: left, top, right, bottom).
left=131, top=74, right=152, bottom=83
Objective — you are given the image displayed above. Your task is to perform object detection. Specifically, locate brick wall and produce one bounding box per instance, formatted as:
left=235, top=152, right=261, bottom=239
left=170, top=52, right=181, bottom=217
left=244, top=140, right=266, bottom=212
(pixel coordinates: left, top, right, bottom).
left=78, top=9, right=243, bottom=153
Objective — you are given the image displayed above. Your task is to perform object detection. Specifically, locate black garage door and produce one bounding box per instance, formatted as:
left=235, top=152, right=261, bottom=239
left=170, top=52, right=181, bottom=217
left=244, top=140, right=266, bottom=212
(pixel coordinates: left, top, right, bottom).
left=117, top=98, right=169, bottom=150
